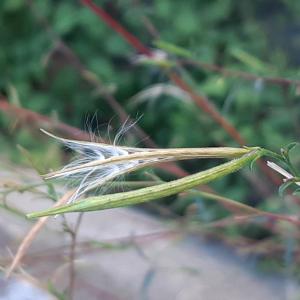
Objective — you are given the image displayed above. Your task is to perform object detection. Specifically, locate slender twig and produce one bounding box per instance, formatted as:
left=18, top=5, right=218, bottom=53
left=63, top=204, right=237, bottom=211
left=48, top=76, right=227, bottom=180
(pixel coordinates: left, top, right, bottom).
left=0, top=99, right=92, bottom=141
left=2, top=217, right=297, bottom=268
left=66, top=213, right=84, bottom=300
left=81, top=0, right=152, bottom=56
left=5, top=190, right=74, bottom=277
left=180, top=59, right=300, bottom=87
left=168, top=72, right=246, bottom=145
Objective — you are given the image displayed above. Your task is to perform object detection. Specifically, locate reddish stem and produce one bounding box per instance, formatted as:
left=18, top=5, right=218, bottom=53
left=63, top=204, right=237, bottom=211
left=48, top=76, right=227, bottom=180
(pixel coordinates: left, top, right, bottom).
left=80, top=0, right=280, bottom=187
left=80, top=1, right=245, bottom=144
left=0, top=99, right=92, bottom=141
left=81, top=0, right=153, bottom=57
left=169, top=72, right=246, bottom=145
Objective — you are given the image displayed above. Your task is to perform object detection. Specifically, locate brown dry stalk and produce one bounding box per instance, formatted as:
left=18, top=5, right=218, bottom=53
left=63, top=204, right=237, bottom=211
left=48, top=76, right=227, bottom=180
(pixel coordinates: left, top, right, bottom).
left=168, top=72, right=246, bottom=145
left=180, top=59, right=300, bottom=87
left=0, top=99, right=92, bottom=141
left=5, top=190, right=74, bottom=278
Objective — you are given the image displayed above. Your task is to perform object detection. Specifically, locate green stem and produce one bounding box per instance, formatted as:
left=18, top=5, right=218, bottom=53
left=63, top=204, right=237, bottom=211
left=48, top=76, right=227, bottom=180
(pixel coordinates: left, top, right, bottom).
left=27, top=148, right=263, bottom=218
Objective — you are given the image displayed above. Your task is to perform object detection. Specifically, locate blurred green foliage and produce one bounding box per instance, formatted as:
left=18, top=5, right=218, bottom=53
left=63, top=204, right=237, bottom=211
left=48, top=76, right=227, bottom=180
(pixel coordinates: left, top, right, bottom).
left=1, top=0, right=299, bottom=145
left=0, top=0, right=300, bottom=274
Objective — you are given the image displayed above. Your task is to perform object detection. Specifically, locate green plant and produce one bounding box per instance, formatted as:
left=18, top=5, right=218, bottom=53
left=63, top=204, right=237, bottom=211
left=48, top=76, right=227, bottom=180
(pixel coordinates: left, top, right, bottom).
left=27, top=132, right=298, bottom=218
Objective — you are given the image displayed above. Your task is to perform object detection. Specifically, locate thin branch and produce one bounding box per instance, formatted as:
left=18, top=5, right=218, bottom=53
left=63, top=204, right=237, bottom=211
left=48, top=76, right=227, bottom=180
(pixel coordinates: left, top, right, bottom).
left=5, top=190, right=74, bottom=277
left=65, top=213, right=84, bottom=300
left=168, top=72, right=246, bottom=145
left=180, top=59, right=300, bottom=87
left=81, top=0, right=153, bottom=56
left=0, top=98, right=92, bottom=141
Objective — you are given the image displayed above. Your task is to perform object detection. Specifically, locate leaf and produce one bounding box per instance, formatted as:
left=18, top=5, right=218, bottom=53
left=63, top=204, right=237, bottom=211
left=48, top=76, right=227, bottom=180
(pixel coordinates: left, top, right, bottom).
left=280, top=142, right=298, bottom=159
left=280, top=142, right=299, bottom=176
left=285, top=142, right=299, bottom=152
left=293, top=188, right=300, bottom=196
left=154, top=40, right=193, bottom=58
left=278, top=180, right=294, bottom=198
left=229, top=48, right=273, bottom=73
left=47, top=281, right=67, bottom=300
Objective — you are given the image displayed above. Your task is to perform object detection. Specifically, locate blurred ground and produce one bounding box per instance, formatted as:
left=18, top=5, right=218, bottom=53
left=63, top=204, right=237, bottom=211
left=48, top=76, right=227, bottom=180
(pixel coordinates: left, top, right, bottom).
left=1, top=163, right=299, bottom=300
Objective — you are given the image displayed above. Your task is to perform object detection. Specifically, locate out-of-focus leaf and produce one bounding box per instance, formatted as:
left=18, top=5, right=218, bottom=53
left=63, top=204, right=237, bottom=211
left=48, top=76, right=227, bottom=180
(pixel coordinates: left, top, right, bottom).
left=278, top=180, right=294, bottom=198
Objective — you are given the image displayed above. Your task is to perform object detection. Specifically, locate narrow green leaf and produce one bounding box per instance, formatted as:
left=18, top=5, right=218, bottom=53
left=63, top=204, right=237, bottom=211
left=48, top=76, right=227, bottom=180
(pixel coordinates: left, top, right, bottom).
left=154, top=40, right=193, bottom=58
left=278, top=180, right=294, bottom=197
left=47, top=281, right=66, bottom=300
left=285, top=142, right=299, bottom=152
left=229, top=48, right=272, bottom=73
left=293, top=188, right=300, bottom=196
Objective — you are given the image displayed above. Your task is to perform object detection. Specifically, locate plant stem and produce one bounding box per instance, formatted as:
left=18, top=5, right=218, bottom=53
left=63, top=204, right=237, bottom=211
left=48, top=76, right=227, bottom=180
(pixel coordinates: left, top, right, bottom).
left=67, top=213, right=83, bottom=300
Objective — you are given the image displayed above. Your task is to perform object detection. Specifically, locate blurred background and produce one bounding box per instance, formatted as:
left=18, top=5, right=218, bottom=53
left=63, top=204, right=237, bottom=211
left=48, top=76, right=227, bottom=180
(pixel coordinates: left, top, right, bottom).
left=0, top=0, right=300, bottom=299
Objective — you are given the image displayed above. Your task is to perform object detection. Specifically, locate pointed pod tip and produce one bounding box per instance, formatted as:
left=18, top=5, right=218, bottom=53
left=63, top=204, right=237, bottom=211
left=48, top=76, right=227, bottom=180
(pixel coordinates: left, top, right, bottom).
left=27, top=201, right=78, bottom=218
left=26, top=212, right=39, bottom=219
left=27, top=211, right=52, bottom=218
left=27, top=209, right=57, bottom=218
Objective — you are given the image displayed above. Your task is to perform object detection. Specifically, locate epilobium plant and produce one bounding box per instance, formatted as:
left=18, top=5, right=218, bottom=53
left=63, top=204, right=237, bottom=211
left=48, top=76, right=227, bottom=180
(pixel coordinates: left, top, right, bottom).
left=27, top=131, right=299, bottom=218
left=40, top=129, right=252, bottom=203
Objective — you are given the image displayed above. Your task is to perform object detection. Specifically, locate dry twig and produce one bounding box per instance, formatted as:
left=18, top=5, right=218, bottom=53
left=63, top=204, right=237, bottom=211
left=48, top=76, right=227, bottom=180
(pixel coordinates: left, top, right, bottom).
left=5, top=190, right=74, bottom=277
